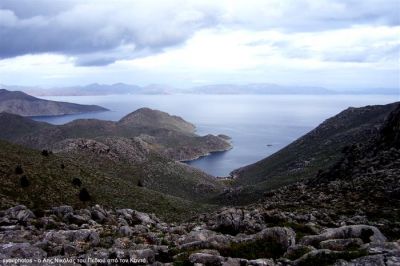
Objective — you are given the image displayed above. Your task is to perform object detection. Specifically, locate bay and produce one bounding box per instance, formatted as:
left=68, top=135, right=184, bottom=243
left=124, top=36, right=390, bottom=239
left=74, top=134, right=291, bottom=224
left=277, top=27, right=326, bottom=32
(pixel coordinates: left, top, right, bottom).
left=33, top=94, right=399, bottom=176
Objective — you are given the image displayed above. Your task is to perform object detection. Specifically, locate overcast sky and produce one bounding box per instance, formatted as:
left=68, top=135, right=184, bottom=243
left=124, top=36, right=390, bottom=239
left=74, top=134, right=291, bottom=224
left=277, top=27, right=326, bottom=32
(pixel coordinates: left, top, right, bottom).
left=0, top=0, right=399, bottom=90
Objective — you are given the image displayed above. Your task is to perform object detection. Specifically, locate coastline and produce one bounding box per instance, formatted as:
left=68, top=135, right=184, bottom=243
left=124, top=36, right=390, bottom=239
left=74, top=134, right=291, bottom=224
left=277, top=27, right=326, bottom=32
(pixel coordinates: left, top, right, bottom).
left=180, top=144, right=233, bottom=163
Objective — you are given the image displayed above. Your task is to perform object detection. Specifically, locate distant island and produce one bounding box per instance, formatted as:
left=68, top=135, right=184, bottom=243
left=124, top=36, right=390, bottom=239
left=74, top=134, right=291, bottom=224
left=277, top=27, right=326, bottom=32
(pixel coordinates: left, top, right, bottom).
left=2, top=83, right=398, bottom=96
left=0, top=89, right=108, bottom=116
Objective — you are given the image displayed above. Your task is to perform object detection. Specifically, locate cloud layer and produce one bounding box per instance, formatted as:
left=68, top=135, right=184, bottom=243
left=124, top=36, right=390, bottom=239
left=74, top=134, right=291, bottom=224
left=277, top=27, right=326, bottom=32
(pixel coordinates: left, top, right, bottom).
left=0, top=0, right=399, bottom=66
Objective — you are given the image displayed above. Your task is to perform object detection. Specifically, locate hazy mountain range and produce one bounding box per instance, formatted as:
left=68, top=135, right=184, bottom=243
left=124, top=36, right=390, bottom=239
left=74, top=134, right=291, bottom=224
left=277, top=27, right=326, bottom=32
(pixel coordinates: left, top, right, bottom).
left=1, top=83, right=398, bottom=96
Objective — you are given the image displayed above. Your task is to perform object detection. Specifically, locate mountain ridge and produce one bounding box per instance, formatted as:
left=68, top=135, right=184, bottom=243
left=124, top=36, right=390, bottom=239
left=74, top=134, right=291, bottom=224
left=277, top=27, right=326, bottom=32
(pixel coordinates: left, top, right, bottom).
left=0, top=89, right=108, bottom=116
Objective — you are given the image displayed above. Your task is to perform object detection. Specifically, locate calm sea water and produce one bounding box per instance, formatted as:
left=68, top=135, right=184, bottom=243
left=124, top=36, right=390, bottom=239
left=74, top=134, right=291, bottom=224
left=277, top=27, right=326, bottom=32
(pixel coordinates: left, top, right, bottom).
left=33, top=94, right=399, bottom=176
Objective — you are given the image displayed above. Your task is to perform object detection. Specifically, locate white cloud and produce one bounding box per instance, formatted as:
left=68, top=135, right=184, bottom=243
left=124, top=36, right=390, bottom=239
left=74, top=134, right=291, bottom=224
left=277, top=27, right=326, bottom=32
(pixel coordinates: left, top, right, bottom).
left=0, top=0, right=399, bottom=89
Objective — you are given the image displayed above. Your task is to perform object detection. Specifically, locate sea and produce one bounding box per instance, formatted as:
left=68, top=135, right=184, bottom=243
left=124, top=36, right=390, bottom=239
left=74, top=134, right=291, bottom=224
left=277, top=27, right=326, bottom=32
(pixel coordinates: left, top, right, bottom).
left=32, top=94, right=399, bottom=177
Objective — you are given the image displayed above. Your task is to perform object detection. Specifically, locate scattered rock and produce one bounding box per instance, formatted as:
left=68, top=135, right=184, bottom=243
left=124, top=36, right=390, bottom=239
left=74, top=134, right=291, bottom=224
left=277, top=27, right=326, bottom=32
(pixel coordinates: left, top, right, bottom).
left=0, top=204, right=396, bottom=264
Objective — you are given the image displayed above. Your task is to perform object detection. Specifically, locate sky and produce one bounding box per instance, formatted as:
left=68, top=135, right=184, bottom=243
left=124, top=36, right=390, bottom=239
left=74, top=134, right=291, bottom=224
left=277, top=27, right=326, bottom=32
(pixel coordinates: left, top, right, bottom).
left=0, top=0, right=399, bottom=90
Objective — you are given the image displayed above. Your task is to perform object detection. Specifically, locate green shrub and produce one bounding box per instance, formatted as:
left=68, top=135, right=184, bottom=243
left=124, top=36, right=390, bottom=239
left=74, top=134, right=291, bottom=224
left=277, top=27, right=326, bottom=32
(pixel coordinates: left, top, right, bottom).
left=15, top=165, right=23, bottom=174
left=72, top=177, right=82, bottom=187
left=20, top=175, right=30, bottom=188
left=79, top=188, right=91, bottom=201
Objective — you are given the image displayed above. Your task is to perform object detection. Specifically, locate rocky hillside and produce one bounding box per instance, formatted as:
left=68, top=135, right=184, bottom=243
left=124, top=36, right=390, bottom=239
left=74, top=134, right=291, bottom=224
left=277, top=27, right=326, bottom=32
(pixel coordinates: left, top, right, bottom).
left=52, top=136, right=225, bottom=202
left=0, top=89, right=108, bottom=116
left=228, top=102, right=398, bottom=204
left=2, top=102, right=397, bottom=265
left=0, top=138, right=225, bottom=222
left=0, top=103, right=398, bottom=264
left=0, top=108, right=231, bottom=162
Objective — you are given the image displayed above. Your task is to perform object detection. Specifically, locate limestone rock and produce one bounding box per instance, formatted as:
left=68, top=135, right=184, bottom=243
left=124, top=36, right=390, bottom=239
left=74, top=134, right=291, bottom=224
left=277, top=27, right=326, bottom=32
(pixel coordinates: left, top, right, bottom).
left=0, top=242, right=46, bottom=259
left=300, top=225, right=387, bottom=247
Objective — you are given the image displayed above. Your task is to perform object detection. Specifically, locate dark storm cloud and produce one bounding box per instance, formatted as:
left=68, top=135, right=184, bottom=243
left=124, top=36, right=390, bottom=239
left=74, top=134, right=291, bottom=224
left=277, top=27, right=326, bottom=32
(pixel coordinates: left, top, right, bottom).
left=0, top=0, right=398, bottom=66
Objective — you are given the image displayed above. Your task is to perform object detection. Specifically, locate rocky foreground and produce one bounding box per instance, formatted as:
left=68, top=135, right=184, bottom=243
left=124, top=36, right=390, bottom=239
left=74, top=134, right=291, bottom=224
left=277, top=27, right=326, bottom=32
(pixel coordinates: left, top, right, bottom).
left=0, top=203, right=399, bottom=265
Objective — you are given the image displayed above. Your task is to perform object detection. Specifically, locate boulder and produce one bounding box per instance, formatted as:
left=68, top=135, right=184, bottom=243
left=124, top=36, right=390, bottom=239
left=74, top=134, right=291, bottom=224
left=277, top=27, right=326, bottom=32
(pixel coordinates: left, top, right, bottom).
left=189, top=252, right=225, bottom=265
left=64, top=213, right=89, bottom=226
left=178, top=229, right=233, bottom=250
left=132, top=211, right=156, bottom=225
left=44, top=229, right=100, bottom=247
left=4, top=205, right=35, bottom=223
left=118, top=225, right=133, bottom=237
left=300, top=225, right=387, bottom=247
left=51, top=206, right=73, bottom=217
left=91, top=206, right=108, bottom=224
left=67, top=229, right=100, bottom=246
left=320, top=238, right=363, bottom=251
left=116, top=209, right=155, bottom=225
left=211, top=207, right=264, bottom=235
left=293, top=249, right=334, bottom=265
left=283, top=244, right=316, bottom=260
left=366, top=241, right=400, bottom=256
left=252, top=227, right=296, bottom=250
left=0, top=242, right=46, bottom=259
left=130, top=248, right=156, bottom=264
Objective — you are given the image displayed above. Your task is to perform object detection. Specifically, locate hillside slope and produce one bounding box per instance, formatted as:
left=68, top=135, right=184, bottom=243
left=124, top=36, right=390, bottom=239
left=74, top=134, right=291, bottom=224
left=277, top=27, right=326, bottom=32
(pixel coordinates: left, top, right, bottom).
left=0, top=89, right=108, bottom=116
left=0, top=108, right=229, bottom=217
left=0, top=139, right=221, bottom=221
left=232, top=102, right=398, bottom=189
left=52, top=136, right=225, bottom=202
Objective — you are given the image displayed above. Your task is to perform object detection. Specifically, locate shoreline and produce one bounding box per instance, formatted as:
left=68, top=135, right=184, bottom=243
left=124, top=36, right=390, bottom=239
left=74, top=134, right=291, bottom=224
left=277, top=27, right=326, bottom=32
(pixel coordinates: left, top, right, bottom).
left=180, top=145, right=233, bottom=163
